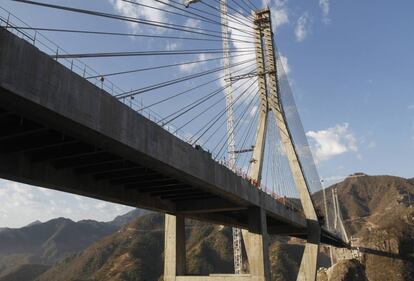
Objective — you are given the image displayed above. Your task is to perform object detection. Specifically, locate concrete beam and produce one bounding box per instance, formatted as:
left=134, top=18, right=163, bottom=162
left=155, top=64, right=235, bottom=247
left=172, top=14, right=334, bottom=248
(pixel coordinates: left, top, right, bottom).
left=267, top=224, right=306, bottom=236
left=175, top=198, right=247, bottom=214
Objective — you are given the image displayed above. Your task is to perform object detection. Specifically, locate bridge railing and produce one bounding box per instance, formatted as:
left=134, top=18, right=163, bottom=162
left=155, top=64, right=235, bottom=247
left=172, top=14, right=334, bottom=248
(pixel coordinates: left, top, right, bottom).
left=218, top=159, right=304, bottom=215
left=0, top=7, right=192, bottom=147
left=0, top=7, right=125, bottom=97
left=0, top=7, right=213, bottom=161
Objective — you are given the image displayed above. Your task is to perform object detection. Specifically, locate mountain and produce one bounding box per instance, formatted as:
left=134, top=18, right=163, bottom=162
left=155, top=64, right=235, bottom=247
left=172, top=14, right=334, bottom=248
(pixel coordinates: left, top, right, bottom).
left=36, top=175, right=414, bottom=281
left=35, top=213, right=311, bottom=281
left=1, top=175, right=413, bottom=281
left=0, top=208, right=146, bottom=281
left=25, top=221, right=42, bottom=228
left=0, top=218, right=117, bottom=280
left=35, top=215, right=229, bottom=281
left=315, top=175, right=414, bottom=281
left=314, top=175, right=414, bottom=234
left=0, top=218, right=117, bottom=261
left=0, top=264, right=49, bottom=281
left=109, top=209, right=150, bottom=228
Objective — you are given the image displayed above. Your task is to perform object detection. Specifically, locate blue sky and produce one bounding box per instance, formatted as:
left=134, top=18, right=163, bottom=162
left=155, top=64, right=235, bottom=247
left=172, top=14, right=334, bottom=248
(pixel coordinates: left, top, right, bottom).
left=0, top=0, right=413, bottom=227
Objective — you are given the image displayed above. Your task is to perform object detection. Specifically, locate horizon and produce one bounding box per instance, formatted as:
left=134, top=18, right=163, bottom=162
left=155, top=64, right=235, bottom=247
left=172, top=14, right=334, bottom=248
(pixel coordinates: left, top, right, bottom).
left=0, top=0, right=413, bottom=228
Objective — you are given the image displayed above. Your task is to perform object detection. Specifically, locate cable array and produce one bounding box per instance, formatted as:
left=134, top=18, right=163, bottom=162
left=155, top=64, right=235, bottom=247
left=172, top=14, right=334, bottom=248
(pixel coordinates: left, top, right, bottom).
left=4, top=0, right=324, bottom=215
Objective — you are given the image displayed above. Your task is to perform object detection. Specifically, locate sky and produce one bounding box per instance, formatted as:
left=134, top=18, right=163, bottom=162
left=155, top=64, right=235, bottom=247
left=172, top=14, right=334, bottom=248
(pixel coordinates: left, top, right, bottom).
left=0, top=0, right=413, bottom=228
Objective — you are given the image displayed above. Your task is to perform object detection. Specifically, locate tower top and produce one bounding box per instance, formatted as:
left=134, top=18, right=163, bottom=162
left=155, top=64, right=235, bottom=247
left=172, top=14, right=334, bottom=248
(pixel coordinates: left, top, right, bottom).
left=253, top=8, right=271, bottom=25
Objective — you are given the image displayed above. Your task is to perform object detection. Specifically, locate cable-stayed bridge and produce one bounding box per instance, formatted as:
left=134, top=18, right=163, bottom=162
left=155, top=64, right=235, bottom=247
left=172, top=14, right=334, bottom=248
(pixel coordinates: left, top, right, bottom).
left=0, top=1, right=350, bottom=280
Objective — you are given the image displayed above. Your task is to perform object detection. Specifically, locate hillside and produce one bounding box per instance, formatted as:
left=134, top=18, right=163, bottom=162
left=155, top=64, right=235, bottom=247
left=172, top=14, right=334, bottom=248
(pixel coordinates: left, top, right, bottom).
left=315, top=175, right=414, bottom=281
left=35, top=213, right=310, bottom=281
left=0, top=209, right=145, bottom=281
left=314, top=175, right=414, bottom=234
left=1, top=175, right=413, bottom=281
left=0, top=218, right=117, bottom=280
left=110, top=209, right=150, bottom=228
left=37, top=175, right=414, bottom=281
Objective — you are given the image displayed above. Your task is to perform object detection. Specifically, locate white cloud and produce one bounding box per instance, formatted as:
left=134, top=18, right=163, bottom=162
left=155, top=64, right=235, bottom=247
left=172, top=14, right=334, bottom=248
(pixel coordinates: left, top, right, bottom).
left=165, top=41, right=180, bottom=51
left=109, top=0, right=170, bottom=32
left=367, top=141, right=376, bottom=149
left=306, top=123, right=358, bottom=162
left=218, top=13, right=257, bottom=102
left=277, top=53, right=290, bottom=75
left=319, top=0, right=330, bottom=23
left=295, top=12, right=310, bottom=42
left=272, top=8, right=289, bottom=30
left=179, top=53, right=211, bottom=73
left=0, top=180, right=133, bottom=228
left=265, top=0, right=289, bottom=31
left=250, top=105, right=258, bottom=117
left=184, top=18, right=202, bottom=29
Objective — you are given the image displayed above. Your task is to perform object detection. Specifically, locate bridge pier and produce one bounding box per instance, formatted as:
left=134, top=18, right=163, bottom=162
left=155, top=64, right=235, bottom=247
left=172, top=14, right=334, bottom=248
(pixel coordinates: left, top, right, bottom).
left=164, top=214, right=186, bottom=281
left=297, top=220, right=320, bottom=281
left=164, top=208, right=271, bottom=281
left=242, top=207, right=271, bottom=281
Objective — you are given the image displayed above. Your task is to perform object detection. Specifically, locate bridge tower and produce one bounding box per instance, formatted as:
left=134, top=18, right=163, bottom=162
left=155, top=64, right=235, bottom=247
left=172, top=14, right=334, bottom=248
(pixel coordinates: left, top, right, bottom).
left=242, top=8, right=321, bottom=281
left=163, top=8, right=321, bottom=281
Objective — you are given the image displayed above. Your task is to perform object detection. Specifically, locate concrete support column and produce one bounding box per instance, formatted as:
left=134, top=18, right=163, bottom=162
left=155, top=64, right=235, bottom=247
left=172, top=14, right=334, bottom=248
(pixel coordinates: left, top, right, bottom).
left=164, top=214, right=186, bottom=281
left=297, top=220, right=320, bottom=281
left=243, top=207, right=271, bottom=281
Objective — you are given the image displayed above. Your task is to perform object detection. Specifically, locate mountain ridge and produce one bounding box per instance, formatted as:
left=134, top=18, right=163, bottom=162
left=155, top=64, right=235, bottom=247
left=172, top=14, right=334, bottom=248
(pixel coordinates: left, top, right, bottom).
left=0, top=209, right=146, bottom=280
left=1, top=174, right=413, bottom=281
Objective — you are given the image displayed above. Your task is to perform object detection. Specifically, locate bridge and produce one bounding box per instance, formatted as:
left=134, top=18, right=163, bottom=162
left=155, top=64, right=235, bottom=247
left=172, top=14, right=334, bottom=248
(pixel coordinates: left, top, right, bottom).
left=0, top=1, right=349, bottom=281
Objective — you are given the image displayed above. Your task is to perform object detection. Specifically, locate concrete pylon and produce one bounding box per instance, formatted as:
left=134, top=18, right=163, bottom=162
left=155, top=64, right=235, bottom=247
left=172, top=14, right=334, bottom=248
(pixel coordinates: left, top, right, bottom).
left=252, top=9, right=321, bottom=281
left=163, top=8, right=320, bottom=281
left=239, top=9, right=272, bottom=281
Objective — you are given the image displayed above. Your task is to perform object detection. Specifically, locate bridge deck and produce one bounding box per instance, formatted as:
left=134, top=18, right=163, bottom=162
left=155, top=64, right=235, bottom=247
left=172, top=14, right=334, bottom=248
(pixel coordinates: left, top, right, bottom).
left=0, top=28, right=344, bottom=247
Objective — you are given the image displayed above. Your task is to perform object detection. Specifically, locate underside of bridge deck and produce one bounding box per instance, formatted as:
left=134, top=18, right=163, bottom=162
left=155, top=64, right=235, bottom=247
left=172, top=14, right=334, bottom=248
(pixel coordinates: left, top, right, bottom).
left=0, top=100, right=307, bottom=237
left=0, top=92, right=345, bottom=248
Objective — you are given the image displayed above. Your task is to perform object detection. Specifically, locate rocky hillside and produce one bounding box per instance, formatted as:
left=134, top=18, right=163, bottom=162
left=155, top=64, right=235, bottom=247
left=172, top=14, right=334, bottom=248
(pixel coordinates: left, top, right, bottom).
left=318, top=259, right=368, bottom=281
left=316, top=175, right=414, bottom=281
